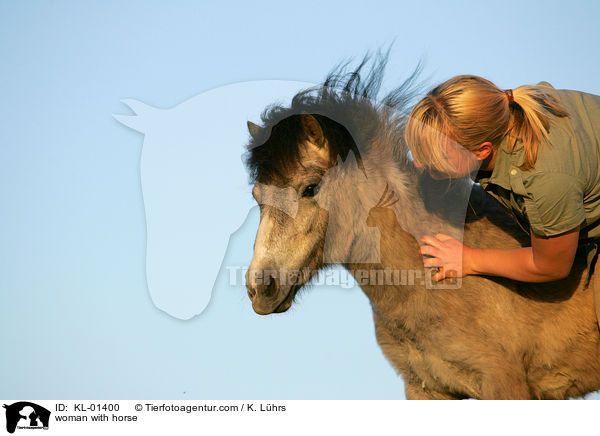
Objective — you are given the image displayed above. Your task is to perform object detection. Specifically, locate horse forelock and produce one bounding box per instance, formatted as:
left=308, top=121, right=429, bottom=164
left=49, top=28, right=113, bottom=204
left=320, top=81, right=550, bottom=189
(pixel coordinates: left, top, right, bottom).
left=244, top=51, right=423, bottom=185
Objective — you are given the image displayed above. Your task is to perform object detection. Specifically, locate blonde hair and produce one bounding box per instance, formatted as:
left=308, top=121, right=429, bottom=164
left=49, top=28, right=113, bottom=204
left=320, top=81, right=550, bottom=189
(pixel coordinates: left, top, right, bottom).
left=405, top=75, right=569, bottom=172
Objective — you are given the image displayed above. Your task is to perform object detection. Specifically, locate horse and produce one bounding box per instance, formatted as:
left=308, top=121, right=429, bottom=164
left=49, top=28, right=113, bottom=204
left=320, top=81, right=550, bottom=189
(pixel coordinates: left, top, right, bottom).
left=242, top=54, right=600, bottom=399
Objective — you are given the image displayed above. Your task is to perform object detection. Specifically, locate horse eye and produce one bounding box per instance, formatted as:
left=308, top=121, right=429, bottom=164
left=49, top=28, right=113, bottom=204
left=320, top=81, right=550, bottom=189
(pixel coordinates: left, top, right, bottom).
left=302, top=183, right=320, bottom=198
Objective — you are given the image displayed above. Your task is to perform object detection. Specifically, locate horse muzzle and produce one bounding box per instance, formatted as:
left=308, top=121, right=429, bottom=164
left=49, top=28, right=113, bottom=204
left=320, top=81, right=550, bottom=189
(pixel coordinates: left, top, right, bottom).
left=246, top=268, right=300, bottom=315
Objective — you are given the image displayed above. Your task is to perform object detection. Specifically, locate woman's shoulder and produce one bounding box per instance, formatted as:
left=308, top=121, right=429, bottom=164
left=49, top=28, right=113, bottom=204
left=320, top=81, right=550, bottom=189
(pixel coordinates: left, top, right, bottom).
left=536, top=81, right=600, bottom=121
left=534, top=80, right=600, bottom=99
left=517, top=82, right=600, bottom=177
left=536, top=81, right=554, bottom=89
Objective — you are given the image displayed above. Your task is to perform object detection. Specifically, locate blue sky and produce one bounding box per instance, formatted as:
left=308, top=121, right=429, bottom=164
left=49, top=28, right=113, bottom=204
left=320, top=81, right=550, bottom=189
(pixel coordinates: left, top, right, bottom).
left=1, top=0, right=599, bottom=399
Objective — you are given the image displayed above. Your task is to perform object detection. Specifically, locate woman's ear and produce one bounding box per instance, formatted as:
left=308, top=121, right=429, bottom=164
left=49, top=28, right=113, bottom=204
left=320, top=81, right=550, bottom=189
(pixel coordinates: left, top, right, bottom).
left=475, top=142, right=493, bottom=160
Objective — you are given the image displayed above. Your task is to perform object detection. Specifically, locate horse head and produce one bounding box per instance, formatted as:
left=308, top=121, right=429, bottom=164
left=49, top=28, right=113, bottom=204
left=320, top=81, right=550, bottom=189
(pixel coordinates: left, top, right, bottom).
left=245, top=113, right=342, bottom=314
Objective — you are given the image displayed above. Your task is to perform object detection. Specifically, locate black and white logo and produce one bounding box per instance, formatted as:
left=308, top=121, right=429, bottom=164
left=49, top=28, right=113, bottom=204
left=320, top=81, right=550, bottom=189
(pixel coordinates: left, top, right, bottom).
left=3, top=402, right=50, bottom=433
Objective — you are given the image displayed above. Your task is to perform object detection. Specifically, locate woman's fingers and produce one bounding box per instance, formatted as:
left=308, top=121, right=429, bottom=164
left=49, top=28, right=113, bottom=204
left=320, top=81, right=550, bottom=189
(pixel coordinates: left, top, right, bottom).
left=420, top=233, right=466, bottom=282
left=434, top=233, right=455, bottom=242
left=432, top=268, right=459, bottom=283
left=420, top=234, right=443, bottom=248
left=423, top=257, right=442, bottom=267
left=419, top=245, right=438, bottom=257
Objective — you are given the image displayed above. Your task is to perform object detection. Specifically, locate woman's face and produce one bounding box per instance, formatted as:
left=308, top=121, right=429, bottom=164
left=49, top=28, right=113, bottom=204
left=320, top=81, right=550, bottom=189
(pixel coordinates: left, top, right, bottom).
left=415, top=141, right=486, bottom=179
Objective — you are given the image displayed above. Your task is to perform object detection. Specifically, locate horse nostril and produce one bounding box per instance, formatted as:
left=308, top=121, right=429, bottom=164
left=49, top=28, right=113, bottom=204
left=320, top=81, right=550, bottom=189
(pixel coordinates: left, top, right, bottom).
left=263, top=273, right=278, bottom=297
left=246, top=270, right=279, bottom=300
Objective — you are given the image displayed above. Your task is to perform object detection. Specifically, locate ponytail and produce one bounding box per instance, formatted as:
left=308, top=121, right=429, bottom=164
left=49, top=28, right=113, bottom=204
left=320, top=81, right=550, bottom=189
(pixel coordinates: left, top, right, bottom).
left=509, top=83, right=569, bottom=170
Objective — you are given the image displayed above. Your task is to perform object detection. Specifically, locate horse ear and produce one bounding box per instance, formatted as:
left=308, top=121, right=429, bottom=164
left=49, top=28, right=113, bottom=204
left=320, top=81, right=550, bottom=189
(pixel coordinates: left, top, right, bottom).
left=247, top=121, right=261, bottom=139
left=113, top=99, right=159, bottom=133
left=301, top=114, right=325, bottom=148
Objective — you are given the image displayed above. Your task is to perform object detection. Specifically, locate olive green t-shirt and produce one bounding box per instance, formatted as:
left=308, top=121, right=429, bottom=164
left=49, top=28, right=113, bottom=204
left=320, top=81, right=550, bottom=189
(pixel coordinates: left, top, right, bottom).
left=473, top=82, right=600, bottom=239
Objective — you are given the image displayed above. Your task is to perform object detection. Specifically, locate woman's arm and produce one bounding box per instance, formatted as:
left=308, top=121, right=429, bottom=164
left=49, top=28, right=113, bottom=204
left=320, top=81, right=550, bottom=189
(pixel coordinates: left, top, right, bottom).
left=420, top=226, right=580, bottom=283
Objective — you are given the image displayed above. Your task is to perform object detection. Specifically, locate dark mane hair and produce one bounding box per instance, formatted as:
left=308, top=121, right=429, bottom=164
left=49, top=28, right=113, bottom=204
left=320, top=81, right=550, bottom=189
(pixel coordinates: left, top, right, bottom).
left=244, top=51, right=422, bottom=184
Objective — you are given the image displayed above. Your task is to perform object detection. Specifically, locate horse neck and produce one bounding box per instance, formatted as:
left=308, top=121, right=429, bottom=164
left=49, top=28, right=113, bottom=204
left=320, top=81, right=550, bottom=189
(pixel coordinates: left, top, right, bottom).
left=344, top=227, right=430, bottom=326
left=344, top=166, right=459, bottom=326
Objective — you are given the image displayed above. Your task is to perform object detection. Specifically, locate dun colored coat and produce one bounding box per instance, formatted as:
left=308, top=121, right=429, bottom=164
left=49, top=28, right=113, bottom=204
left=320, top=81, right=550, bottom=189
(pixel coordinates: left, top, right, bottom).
left=244, top=55, right=600, bottom=399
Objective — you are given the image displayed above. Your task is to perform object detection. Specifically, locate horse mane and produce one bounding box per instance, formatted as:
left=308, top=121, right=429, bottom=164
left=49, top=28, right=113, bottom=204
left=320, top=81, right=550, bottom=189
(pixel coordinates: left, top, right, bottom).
left=244, top=50, right=423, bottom=184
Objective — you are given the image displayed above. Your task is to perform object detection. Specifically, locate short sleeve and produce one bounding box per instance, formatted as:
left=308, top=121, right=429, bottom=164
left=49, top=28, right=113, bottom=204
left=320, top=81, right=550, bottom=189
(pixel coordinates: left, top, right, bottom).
left=521, top=172, right=586, bottom=237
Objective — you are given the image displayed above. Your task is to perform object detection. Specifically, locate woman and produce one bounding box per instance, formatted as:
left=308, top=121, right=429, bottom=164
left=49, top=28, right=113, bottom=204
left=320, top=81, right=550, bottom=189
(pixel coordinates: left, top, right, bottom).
left=404, top=76, right=600, bottom=326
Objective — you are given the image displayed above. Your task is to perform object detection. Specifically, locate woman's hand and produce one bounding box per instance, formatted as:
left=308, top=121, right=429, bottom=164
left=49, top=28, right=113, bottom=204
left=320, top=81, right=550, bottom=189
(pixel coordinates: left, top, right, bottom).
left=419, top=227, right=579, bottom=284
left=419, top=233, right=474, bottom=282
